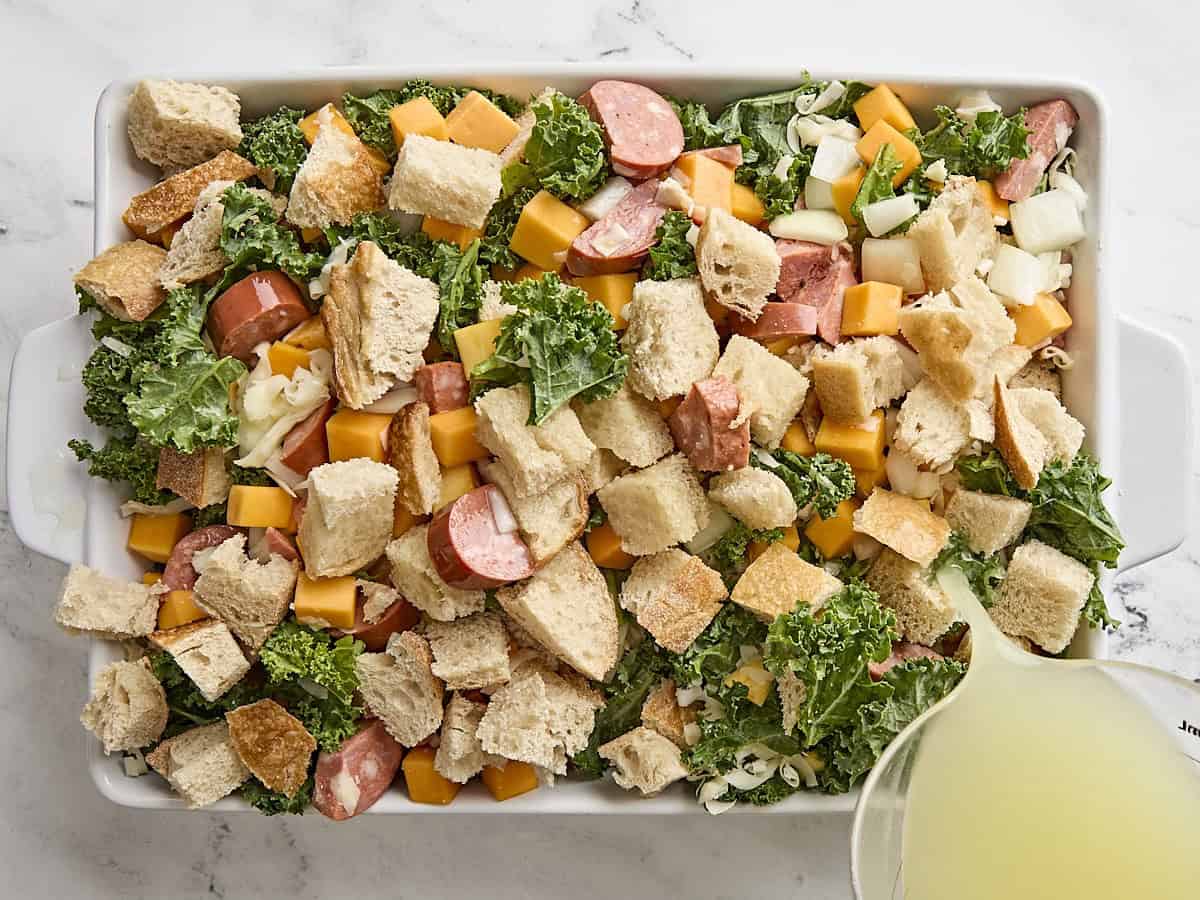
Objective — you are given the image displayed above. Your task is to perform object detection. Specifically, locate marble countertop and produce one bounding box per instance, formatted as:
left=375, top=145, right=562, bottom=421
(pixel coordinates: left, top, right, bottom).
left=1, top=1, right=1198, bottom=896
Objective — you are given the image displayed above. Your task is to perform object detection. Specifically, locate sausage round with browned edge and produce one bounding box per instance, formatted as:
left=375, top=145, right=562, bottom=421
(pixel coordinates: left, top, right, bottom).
left=580, top=80, right=684, bottom=180
left=427, top=484, right=535, bottom=590
left=567, top=179, right=668, bottom=277
left=413, top=362, right=469, bottom=414
left=279, top=397, right=336, bottom=476
left=334, top=595, right=421, bottom=653
left=668, top=376, right=750, bottom=472
left=207, top=271, right=310, bottom=364
left=161, top=524, right=240, bottom=591
left=313, top=719, right=404, bottom=820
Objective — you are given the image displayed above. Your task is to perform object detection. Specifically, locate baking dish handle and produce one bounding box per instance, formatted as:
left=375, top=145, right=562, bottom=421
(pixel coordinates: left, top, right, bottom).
left=1116, top=317, right=1194, bottom=573
left=6, top=315, right=93, bottom=566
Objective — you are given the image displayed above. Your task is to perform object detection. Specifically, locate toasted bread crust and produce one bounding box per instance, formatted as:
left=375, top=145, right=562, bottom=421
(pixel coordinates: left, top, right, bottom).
left=73, top=240, right=168, bottom=322
left=226, top=699, right=317, bottom=798
left=122, top=150, right=256, bottom=237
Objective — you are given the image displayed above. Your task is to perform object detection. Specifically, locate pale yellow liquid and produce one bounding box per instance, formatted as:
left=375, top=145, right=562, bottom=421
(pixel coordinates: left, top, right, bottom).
left=900, top=585, right=1200, bottom=899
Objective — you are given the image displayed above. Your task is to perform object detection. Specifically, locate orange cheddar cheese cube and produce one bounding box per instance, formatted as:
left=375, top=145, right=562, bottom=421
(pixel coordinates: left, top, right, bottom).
left=157, top=590, right=207, bottom=631
left=815, top=409, right=886, bottom=471
left=854, top=464, right=888, bottom=499
left=453, top=318, right=503, bottom=376
left=1011, top=292, right=1073, bottom=347
left=142, top=572, right=162, bottom=586
left=853, top=84, right=916, bottom=134
left=730, top=181, right=766, bottom=226
left=267, top=341, right=311, bottom=379
left=841, top=282, right=903, bottom=336
left=226, top=485, right=294, bottom=529
left=294, top=573, right=357, bottom=630
left=724, top=659, right=774, bottom=706
left=445, top=91, right=520, bottom=153
left=586, top=521, right=636, bottom=570
left=326, top=409, right=392, bottom=463
left=782, top=422, right=817, bottom=457
left=856, top=122, right=922, bottom=187
left=804, top=498, right=861, bottom=559
left=572, top=273, right=636, bottom=329
left=299, top=104, right=356, bottom=144
left=436, top=464, right=479, bottom=511
left=509, top=190, right=590, bottom=271
left=482, top=762, right=539, bottom=801
left=832, top=166, right=867, bottom=224
left=749, top=525, right=800, bottom=562
left=402, top=746, right=460, bottom=805
left=976, top=180, right=1010, bottom=222
left=127, top=513, right=191, bottom=564
left=422, top=216, right=483, bottom=250
left=428, top=406, right=490, bottom=468
left=283, top=316, right=331, bottom=351
left=389, top=96, right=449, bottom=147
left=676, top=153, right=733, bottom=218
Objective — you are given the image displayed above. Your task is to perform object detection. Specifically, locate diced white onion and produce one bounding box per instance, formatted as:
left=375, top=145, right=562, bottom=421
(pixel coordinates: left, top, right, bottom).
left=579, top=175, right=634, bottom=221
left=768, top=209, right=848, bottom=244
left=862, top=194, right=919, bottom=238
left=790, top=114, right=862, bottom=148
left=361, top=383, right=419, bottom=415
left=236, top=346, right=333, bottom=468
left=810, top=136, right=861, bottom=183
left=263, top=451, right=303, bottom=495
left=723, top=765, right=776, bottom=792
left=772, top=154, right=795, bottom=183
left=886, top=450, right=941, bottom=499
left=752, top=447, right=780, bottom=468
left=591, top=220, right=632, bottom=257
left=988, top=243, right=1045, bottom=305
left=119, top=497, right=193, bottom=518
left=1010, top=189, right=1086, bottom=255
left=685, top=224, right=700, bottom=247
left=656, top=177, right=694, bottom=216
left=954, top=90, right=1001, bottom=124
left=99, top=336, right=135, bottom=358
left=786, top=753, right=820, bottom=788
left=924, top=159, right=948, bottom=183
left=676, top=685, right=707, bottom=707
left=682, top=722, right=702, bottom=746
left=123, top=752, right=149, bottom=778
left=309, top=238, right=356, bottom=299
left=487, top=486, right=519, bottom=534
left=861, top=237, right=925, bottom=294
left=804, top=176, right=835, bottom=210
left=684, top=502, right=735, bottom=554
left=796, top=81, right=845, bottom=116
left=384, top=209, right=423, bottom=235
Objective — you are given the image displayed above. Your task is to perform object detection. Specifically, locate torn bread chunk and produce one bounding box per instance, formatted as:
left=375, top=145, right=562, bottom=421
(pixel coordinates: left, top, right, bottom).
left=80, top=658, right=168, bottom=754
left=479, top=460, right=587, bottom=565
left=712, top=335, right=809, bottom=448
left=496, top=543, right=619, bottom=681
left=122, top=150, right=257, bottom=239
left=993, top=380, right=1085, bottom=489
left=435, top=692, right=488, bottom=784
left=574, top=383, right=674, bottom=469
left=156, top=446, right=231, bottom=508
left=854, top=489, right=950, bottom=567
left=355, top=630, right=445, bottom=747
left=299, top=458, right=398, bottom=578
left=620, top=550, right=727, bottom=654
left=977, top=344, right=1033, bottom=405
left=73, top=240, right=167, bottom=322
left=731, top=542, right=843, bottom=621
left=945, top=490, right=1033, bottom=555
left=386, top=525, right=486, bottom=622
left=286, top=108, right=386, bottom=228
left=990, top=540, right=1094, bottom=653
left=55, top=565, right=159, bottom=639
left=387, top=134, right=502, bottom=229
left=387, top=401, right=442, bottom=516
left=580, top=448, right=627, bottom=495
left=621, top=278, right=720, bottom=401
left=811, top=337, right=907, bottom=425
left=478, top=280, right=518, bottom=321
left=225, top=699, right=316, bottom=799
left=359, top=580, right=403, bottom=624
left=598, top=726, right=689, bottom=797
left=145, top=721, right=250, bottom=809
left=708, top=467, right=798, bottom=531
left=907, top=176, right=999, bottom=292
left=474, top=384, right=596, bottom=498
left=126, top=79, right=243, bottom=171
left=424, top=611, right=511, bottom=690
left=477, top=671, right=602, bottom=774
left=598, top=453, right=709, bottom=556
left=893, top=378, right=990, bottom=469
left=865, top=549, right=957, bottom=645
left=324, top=241, right=439, bottom=409
left=193, top=533, right=298, bottom=650
left=149, top=619, right=250, bottom=703
left=695, top=207, right=781, bottom=320
left=641, top=679, right=695, bottom=749
left=1008, top=356, right=1062, bottom=398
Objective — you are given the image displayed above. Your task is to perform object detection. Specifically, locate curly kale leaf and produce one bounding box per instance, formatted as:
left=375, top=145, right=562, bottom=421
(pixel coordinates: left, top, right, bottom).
left=702, top=521, right=784, bottom=589
left=425, top=239, right=486, bottom=357
left=238, top=106, right=308, bottom=194
left=851, top=143, right=902, bottom=222
left=324, top=213, right=438, bottom=271
left=931, top=531, right=1006, bottom=607
left=479, top=185, right=536, bottom=271
left=642, top=210, right=698, bottom=281
left=68, top=437, right=172, bottom=506
left=511, top=92, right=607, bottom=201
left=241, top=777, right=313, bottom=816
left=668, top=96, right=749, bottom=153
left=1026, top=454, right=1125, bottom=569
left=687, top=681, right=800, bottom=775
left=149, top=652, right=268, bottom=740
left=914, top=106, right=1029, bottom=179
left=754, top=451, right=855, bottom=520
left=671, top=603, right=769, bottom=689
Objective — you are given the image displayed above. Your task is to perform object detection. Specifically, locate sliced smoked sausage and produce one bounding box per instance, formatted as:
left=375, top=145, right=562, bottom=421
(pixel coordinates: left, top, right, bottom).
left=732, top=302, right=818, bottom=341
left=427, top=484, right=535, bottom=590
left=994, top=99, right=1077, bottom=202
left=161, top=525, right=239, bottom=590
left=580, top=80, right=684, bottom=179
left=567, top=179, right=668, bottom=277
left=313, top=720, right=404, bottom=820
left=668, top=376, right=749, bottom=472
left=413, top=362, right=469, bottom=414
left=333, top=593, right=421, bottom=653
left=280, top=397, right=336, bottom=476
left=207, top=271, right=310, bottom=363
left=775, top=240, right=857, bottom=345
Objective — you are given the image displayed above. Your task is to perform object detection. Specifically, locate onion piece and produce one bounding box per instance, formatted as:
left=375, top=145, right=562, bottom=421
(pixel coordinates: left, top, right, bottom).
left=263, top=451, right=303, bottom=495
left=361, top=383, right=419, bottom=415
left=862, top=194, right=919, bottom=238
left=886, top=450, right=941, bottom=499
left=1010, top=189, right=1085, bottom=255
left=487, top=486, right=519, bottom=534
left=804, top=176, right=835, bottom=210
left=99, top=336, right=135, bottom=358
left=772, top=154, right=795, bottom=182
left=685, top=502, right=735, bottom=554
left=954, top=90, right=1001, bottom=124
left=810, top=136, right=860, bottom=183
left=861, top=237, right=925, bottom=295
left=119, top=497, right=194, bottom=518
left=923, top=159, right=948, bottom=183
left=579, top=176, right=633, bottom=221
left=988, top=244, right=1044, bottom=305
left=768, top=209, right=848, bottom=245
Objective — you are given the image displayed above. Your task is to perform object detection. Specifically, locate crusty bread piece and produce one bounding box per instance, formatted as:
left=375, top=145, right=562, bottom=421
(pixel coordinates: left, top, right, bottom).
left=388, top=401, right=442, bottom=516
left=641, top=679, right=694, bottom=749
left=387, top=134, right=502, bottom=229
left=977, top=344, right=1033, bottom=405
left=730, top=542, right=842, bottom=621
left=993, top=380, right=1085, bottom=490
left=149, top=619, right=250, bottom=703
left=193, top=534, right=297, bottom=650
left=225, top=699, right=316, bottom=798
left=574, top=383, right=674, bottom=468
left=621, top=278, right=719, bottom=401
left=424, top=611, right=511, bottom=690
left=811, top=337, right=907, bottom=425
left=298, top=458, right=398, bottom=578
left=358, top=580, right=402, bottom=624
left=435, top=692, right=488, bottom=784
left=386, top=525, right=486, bottom=621
left=708, top=468, right=798, bottom=531
left=990, top=540, right=1094, bottom=653
left=123, top=150, right=257, bottom=238
left=865, top=549, right=957, bottom=645
left=893, top=378, right=982, bottom=469
left=853, top=489, right=950, bottom=568
left=55, top=564, right=159, bottom=639
left=73, top=240, right=167, bottom=322
left=80, top=658, right=168, bottom=754
left=356, top=631, right=445, bottom=747
left=620, top=549, right=726, bottom=653
left=712, top=335, right=809, bottom=448
left=907, top=176, right=999, bottom=292
left=156, top=446, right=231, bottom=508
left=945, top=489, right=1033, bottom=555
left=598, top=726, right=689, bottom=796
left=474, top=384, right=595, bottom=498
left=479, top=460, right=587, bottom=565
left=287, top=108, right=385, bottom=228
left=695, top=207, right=781, bottom=320
left=1012, top=386, right=1085, bottom=462
left=477, top=670, right=601, bottom=774
left=127, top=79, right=243, bottom=170
left=478, top=281, right=518, bottom=321
left=597, top=453, right=709, bottom=556
left=1008, top=356, right=1062, bottom=398
left=580, top=448, right=628, bottom=495
left=146, top=721, right=250, bottom=808
left=497, top=543, right=619, bottom=681
left=324, top=241, right=439, bottom=409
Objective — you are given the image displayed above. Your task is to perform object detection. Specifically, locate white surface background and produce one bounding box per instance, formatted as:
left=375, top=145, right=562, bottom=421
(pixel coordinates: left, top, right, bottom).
left=1, top=1, right=1198, bottom=897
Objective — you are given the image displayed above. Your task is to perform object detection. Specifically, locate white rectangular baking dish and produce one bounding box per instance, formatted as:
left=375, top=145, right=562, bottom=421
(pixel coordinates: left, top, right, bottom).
left=7, top=65, right=1193, bottom=814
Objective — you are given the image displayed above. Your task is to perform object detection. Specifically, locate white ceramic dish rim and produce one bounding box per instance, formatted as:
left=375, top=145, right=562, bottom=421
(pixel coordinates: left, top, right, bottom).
left=6, top=63, right=1193, bottom=814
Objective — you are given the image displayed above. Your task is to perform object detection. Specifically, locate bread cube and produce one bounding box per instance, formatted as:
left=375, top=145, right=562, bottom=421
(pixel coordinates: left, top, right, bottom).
left=598, top=454, right=709, bottom=556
